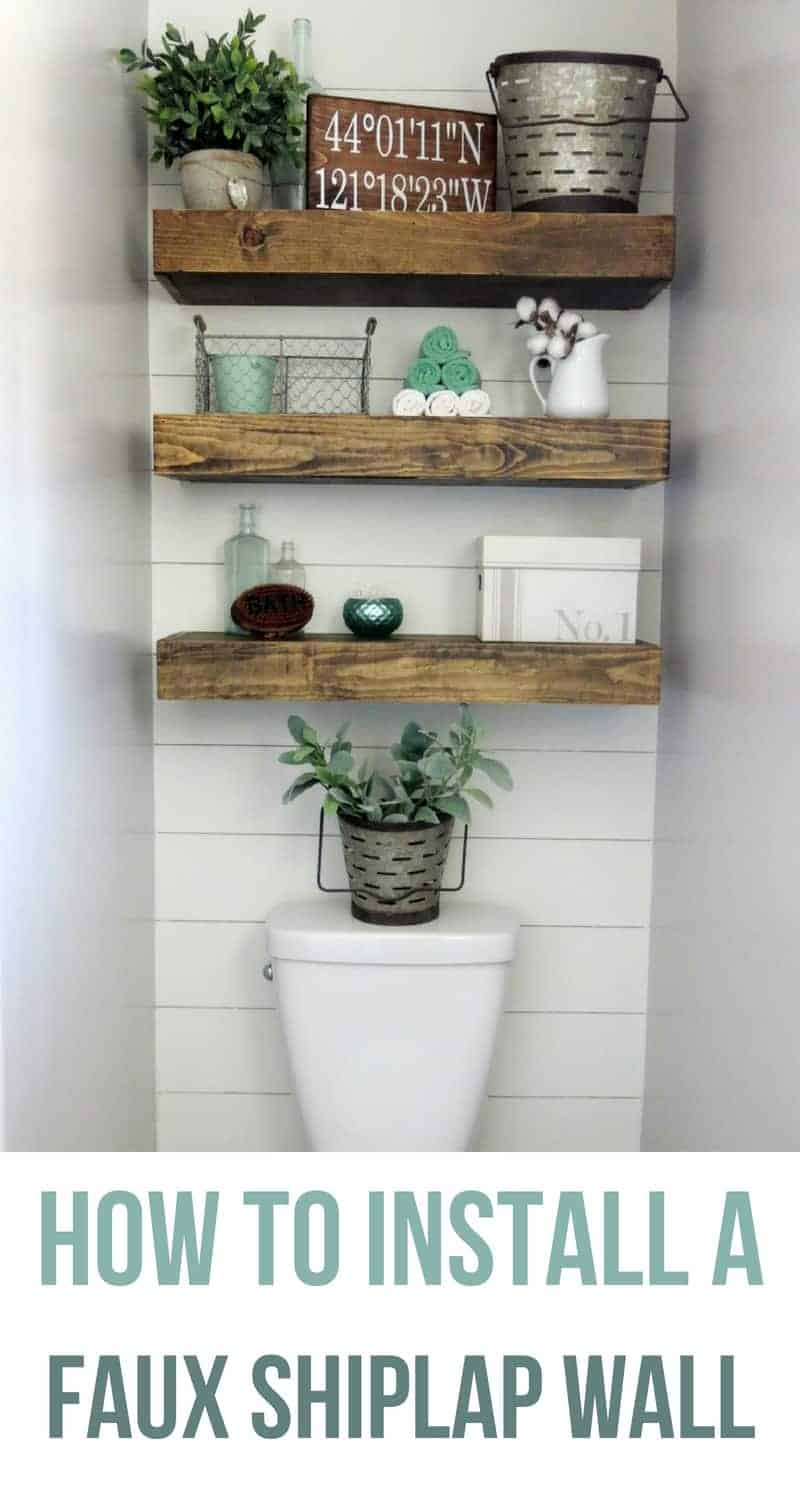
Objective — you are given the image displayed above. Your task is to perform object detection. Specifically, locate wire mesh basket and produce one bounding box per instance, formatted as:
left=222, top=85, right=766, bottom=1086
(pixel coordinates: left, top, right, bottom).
left=194, top=315, right=377, bottom=415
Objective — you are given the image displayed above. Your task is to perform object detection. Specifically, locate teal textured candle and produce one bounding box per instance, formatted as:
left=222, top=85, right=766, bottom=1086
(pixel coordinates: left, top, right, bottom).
left=343, top=597, right=404, bottom=638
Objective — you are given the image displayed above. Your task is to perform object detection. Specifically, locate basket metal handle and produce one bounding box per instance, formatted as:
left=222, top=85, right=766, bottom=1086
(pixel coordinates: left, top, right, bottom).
left=316, top=806, right=469, bottom=895
left=485, top=65, right=689, bottom=125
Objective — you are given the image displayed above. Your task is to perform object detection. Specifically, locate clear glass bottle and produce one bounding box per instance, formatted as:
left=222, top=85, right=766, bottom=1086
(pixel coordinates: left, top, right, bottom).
left=224, top=505, right=270, bottom=633
left=272, top=540, right=306, bottom=589
left=271, top=18, right=318, bottom=210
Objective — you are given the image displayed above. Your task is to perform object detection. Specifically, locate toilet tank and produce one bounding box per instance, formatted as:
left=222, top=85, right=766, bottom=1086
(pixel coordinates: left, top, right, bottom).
left=266, top=899, right=519, bottom=1151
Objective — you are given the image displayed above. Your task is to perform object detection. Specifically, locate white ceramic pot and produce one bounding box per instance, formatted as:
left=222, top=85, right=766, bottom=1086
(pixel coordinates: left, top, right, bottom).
left=179, top=149, right=267, bottom=210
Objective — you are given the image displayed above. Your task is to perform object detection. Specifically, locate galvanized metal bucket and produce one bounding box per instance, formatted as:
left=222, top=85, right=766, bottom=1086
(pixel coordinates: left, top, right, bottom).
left=315, top=809, right=469, bottom=926
left=487, top=51, right=688, bottom=213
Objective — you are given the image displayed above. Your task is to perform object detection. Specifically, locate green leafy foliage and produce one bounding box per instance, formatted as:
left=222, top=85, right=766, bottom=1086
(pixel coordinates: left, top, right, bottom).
left=117, top=10, right=308, bottom=167
left=278, top=706, right=513, bottom=827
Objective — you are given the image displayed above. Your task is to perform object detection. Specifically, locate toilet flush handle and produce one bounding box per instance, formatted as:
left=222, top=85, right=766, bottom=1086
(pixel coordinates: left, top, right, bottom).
left=263, top=961, right=274, bottom=983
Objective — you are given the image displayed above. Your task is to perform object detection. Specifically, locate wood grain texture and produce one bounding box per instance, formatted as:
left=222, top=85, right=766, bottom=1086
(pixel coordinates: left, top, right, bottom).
left=153, top=414, right=670, bottom=486
left=306, top=94, right=497, bottom=212
left=153, top=209, right=675, bottom=309
left=156, top=633, right=662, bottom=705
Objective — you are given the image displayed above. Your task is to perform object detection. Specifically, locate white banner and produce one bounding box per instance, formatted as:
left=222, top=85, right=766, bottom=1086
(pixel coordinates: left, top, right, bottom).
left=0, top=1152, right=794, bottom=1497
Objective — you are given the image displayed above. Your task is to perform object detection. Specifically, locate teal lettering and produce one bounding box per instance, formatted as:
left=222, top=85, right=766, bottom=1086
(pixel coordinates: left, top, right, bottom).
left=243, top=1192, right=289, bottom=1285
left=370, top=1357, right=410, bottom=1437
left=394, top=1192, right=441, bottom=1286
left=252, top=1356, right=291, bottom=1438
left=650, top=1192, right=689, bottom=1284
left=49, top=1356, right=83, bottom=1436
left=497, top=1192, right=543, bottom=1285
left=564, top=1355, right=625, bottom=1438
left=183, top=1355, right=228, bottom=1438
left=604, top=1192, right=643, bottom=1285
left=298, top=1355, right=339, bottom=1438
left=348, top=1355, right=362, bottom=1439
left=368, top=1192, right=384, bottom=1285
left=97, top=1193, right=142, bottom=1287
left=137, top=1356, right=177, bottom=1439
left=630, top=1356, right=674, bottom=1438
left=149, top=1192, right=218, bottom=1285
left=547, top=1194, right=597, bottom=1284
left=720, top=1356, right=755, bottom=1438
left=713, top=1194, right=763, bottom=1285
left=88, top=1356, right=132, bottom=1439
left=295, top=1192, right=338, bottom=1286
left=680, top=1356, right=714, bottom=1437
left=42, top=1192, right=89, bottom=1285
left=414, top=1355, right=449, bottom=1438
left=452, top=1357, right=497, bottom=1438
left=503, top=1357, right=542, bottom=1437
left=449, top=1192, right=493, bottom=1286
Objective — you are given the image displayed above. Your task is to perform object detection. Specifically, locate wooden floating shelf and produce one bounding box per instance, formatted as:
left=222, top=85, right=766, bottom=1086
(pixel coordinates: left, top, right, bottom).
left=153, top=209, right=675, bottom=310
left=157, top=633, right=662, bottom=706
left=154, top=414, right=669, bottom=487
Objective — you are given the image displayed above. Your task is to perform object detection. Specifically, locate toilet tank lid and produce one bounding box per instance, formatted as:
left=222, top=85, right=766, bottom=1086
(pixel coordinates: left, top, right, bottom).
left=267, top=900, right=519, bottom=965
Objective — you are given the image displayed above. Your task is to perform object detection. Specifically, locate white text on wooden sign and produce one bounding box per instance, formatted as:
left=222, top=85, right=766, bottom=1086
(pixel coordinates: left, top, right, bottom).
left=306, top=94, right=497, bottom=213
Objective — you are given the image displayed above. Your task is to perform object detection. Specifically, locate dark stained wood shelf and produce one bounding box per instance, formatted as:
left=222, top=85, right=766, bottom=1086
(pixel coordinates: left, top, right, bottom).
left=154, top=414, right=669, bottom=487
left=153, top=209, right=675, bottom=309
left=157, top=633, right=662, bottom=705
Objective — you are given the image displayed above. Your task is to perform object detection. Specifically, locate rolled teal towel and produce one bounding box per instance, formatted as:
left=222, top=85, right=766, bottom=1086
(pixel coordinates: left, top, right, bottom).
left=420, top=324, right=460, bottom=364
left=405, top=357, right=443, bottom=395
left=440, top=355, right=482, bottom=395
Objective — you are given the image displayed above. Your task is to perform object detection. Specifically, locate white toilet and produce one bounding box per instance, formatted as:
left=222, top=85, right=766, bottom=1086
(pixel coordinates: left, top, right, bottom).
left=266, top=898, right=519, bottom=1151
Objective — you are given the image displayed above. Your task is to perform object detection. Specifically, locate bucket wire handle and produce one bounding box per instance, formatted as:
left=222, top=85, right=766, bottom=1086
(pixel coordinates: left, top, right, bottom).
left=485, top=64, right=689, bottom=125
left=316, top=807, right=469, bottom=895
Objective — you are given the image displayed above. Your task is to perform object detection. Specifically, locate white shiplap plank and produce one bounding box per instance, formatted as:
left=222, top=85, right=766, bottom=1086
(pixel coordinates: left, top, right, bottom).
left=473, top=1095, right=642, bottom=1150
left=155, top=919, right=649, bottom=1013
left=152, top=560, right=662, bottom=643
left=150, top=372, right=668, bottom=419
left=156, top=1007, right=290, bottom=1093
left=151, top=474, right=666, bottom=570
left=508, top=925, right=649, bottom=1012
left=156, top=836, right=653, bottom=926
left=149, top=278, right=671, bottom=385
left=155, top=696, right=659, bottom=752
left=488, top=1011, right=645, bottom=1097
left=157, top=1089, right=307, bottom=1150
left=155, top=1088, right=641, bottom=1152
left=156, top=1006, right=645, bottom=1097
left=155, top=745, right=656, bottom=840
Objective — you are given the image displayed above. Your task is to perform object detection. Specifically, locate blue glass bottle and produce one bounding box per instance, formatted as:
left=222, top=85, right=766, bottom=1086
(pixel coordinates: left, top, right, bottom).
left=224, top=505, right=270, bottom=634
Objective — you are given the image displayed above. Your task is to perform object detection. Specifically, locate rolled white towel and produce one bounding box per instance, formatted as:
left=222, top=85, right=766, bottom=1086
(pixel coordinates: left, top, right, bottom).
left=457, top=388, right=492, bottom=417
left=392, top=388, right=427, bottom=417
left=425, top=389, right=460, bottom=418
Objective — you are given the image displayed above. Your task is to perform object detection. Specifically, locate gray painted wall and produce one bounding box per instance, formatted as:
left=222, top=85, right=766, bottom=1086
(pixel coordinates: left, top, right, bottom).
left=0, top=2, right=154, bottom=1148
left=643, top=0, right=800, bottom=1148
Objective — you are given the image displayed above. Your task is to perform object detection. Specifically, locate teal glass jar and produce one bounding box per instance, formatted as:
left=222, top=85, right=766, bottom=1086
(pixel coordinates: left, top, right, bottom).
left=210, top=353, right=277, bottom=413
left=343, top=596, right=404, bottom=638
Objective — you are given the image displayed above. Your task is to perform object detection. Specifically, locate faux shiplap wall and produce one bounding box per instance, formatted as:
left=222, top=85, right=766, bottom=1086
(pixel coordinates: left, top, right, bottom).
left=149, top=0, right=676, bottom=1151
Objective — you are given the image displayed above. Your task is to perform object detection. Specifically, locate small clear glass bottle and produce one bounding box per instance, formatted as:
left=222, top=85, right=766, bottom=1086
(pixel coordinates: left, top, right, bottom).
left=272, top=540, right=306, bottom=588
left=224, top=505, right=270, bottom=633
left=271, top=18, right=318, bottom=210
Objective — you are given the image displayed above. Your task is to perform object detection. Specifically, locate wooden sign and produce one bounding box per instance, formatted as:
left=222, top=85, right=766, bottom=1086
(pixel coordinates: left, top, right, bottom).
left=306, top=94, right=497, bottom=214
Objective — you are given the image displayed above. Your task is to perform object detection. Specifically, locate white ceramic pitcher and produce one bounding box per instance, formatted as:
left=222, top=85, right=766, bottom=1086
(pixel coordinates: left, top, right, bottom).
left=530, top=332, right=611, bottom=419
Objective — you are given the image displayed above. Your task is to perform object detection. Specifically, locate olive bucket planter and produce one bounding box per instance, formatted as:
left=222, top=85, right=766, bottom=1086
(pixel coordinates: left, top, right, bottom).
left=317, top=810, right=467, bottom=926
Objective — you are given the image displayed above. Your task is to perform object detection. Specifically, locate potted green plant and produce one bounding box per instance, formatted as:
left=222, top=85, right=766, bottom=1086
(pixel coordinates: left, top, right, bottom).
left=118, top=10, right=308, bottom=209
left=279, top=705, right=513, bottom=925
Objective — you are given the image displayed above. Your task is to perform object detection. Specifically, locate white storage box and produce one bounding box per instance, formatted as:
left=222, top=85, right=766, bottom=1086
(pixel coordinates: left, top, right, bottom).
left=478, top=536, right=641, bottom=644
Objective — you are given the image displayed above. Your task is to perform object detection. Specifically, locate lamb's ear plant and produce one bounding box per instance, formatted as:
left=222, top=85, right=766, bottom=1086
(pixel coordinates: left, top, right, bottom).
left=118, top=10, right=308, bottom=167
left=279, top=706, right=513, bottom=826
